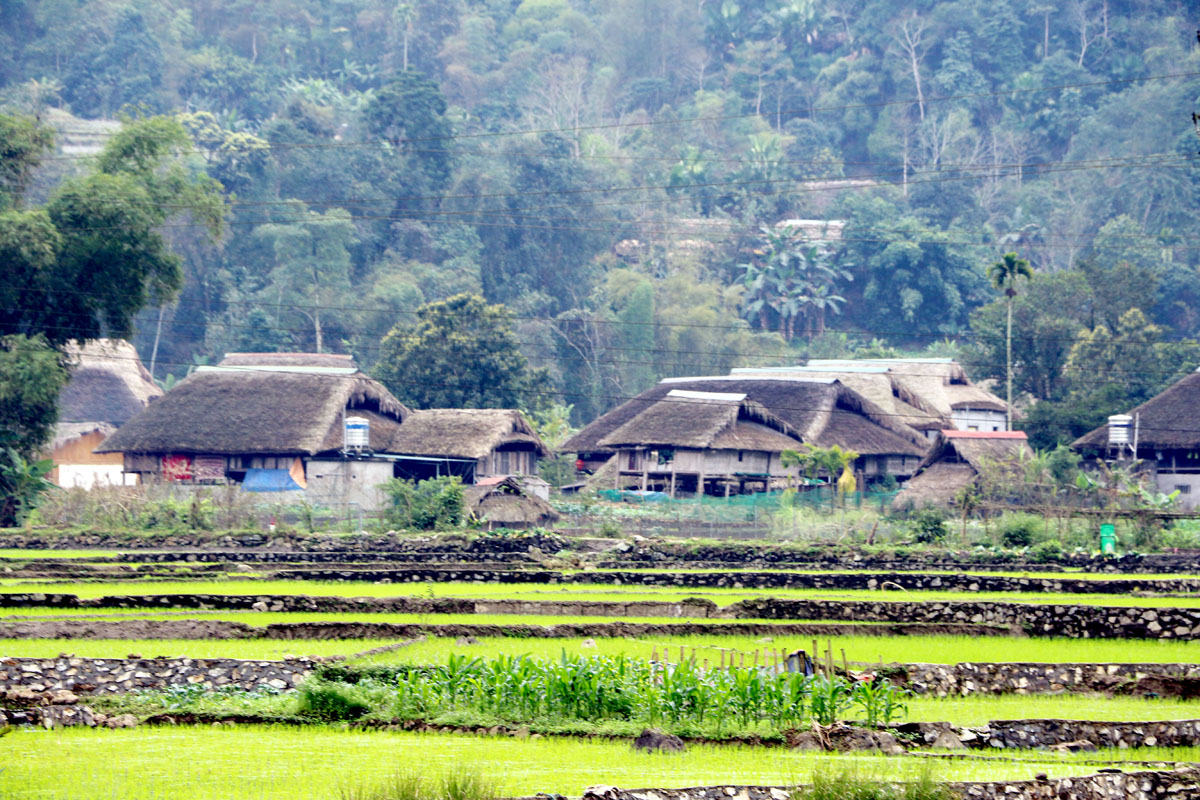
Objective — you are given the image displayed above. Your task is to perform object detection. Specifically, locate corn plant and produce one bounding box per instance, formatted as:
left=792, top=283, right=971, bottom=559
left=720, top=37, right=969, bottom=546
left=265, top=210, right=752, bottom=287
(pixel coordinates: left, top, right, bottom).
left=850, top=676, right=913, bottom=727
left=808, top=675, right=853, bottom=726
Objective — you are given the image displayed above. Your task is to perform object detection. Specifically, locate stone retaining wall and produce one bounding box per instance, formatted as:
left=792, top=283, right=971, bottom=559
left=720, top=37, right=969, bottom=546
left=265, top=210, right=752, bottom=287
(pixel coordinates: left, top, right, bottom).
left=262, top=567, right=1200, bottom=595
left=582, top=769, right=1200, bottom=800
left=898, top=661, right=1200, bottom=696
left=980, top=718, right=1200, bottom=749
left=729, top=598, right=1200, bottom=640
left=0, top=655, right=312, bottom=694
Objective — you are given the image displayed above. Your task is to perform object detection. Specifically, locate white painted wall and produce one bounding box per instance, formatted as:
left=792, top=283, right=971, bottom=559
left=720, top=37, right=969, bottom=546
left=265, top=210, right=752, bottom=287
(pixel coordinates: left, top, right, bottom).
left=54, top=465, right=136, bottom=489
left=952, top=408, right=1008, bottom=432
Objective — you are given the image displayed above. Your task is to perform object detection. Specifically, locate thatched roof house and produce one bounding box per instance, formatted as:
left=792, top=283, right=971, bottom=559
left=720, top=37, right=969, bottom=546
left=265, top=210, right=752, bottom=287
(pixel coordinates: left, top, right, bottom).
left=737, top=358, right=1009, bottom=439
left=595, top=389, right=804, bottom=496
left=48, top=339, right=163, bottom=488
left=892, top=430, right=1031, bottom=510
left=386, top=408, right=549, bottom=482
left=464, top=476, right=560, bottom=530
left=563, top=376, right=927, bottom=488
left=97, top=354, right=408, bottom=507
left=1073, top=369, right=1200, bottom=509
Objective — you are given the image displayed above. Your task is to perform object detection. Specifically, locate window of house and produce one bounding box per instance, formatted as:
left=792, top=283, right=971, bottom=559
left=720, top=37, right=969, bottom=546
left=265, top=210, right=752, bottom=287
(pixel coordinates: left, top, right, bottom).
left=737, top=451, right=744, bottom=462
left=967, top=425, right=979, bottom=431
left=494, top=451, right=511, bottom=474
left=1176, top=485, right=1192, bottom=495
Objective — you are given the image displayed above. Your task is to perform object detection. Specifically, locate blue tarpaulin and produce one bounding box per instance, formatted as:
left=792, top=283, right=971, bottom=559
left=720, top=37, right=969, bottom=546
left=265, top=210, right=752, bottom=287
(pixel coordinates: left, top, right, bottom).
left=242, top=468, right=303, bottom=492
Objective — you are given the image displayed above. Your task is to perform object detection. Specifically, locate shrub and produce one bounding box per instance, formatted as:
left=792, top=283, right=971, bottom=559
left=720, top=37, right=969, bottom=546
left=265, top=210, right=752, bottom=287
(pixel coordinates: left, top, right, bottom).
left=1029, top=539, right=1064, bottom=563
left=296, top=681, right=371, bottom=721
left=906, top=508, right=947, bottom=543
left=381, top=476, right=464, bottom=531
left=998, top=514, right=1040, bottom=548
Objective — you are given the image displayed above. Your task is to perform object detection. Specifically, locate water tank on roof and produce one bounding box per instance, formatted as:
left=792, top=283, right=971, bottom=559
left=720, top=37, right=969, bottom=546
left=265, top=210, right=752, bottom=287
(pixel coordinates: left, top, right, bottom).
left=344, top=416, right=370, bottom=451
left=1107, top=414, right=1132, bottom=446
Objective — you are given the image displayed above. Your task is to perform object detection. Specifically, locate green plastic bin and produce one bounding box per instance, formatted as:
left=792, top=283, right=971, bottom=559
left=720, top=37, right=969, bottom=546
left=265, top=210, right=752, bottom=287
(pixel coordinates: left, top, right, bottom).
left=1099, top=523, right=1117, bottom=555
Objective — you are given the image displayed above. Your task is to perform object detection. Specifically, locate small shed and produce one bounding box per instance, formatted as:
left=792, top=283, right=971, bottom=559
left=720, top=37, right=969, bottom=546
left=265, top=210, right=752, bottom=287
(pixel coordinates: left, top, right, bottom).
left=892, top=430, right=1032, bottom=510
left=464, top=476, right=560, bottom=530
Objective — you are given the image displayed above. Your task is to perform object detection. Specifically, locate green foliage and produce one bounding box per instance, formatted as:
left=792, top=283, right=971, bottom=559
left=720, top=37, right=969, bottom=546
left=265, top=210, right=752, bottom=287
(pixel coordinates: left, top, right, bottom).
left=849, top=677, right=912, bottom=728
left=0, top=114, right=54, bottom=210
left=390, top=653, right=905, bottom=732
left=1030, top=539, right=1064, bottom=563
left=340, top=768, right=497, bottom=800
left=0, top=335, right=69, bottom=526
left=802, top=765, right=952, bottom=800
left=998, top=515, right=1039, bottom=548
left=296, top=681, right=371, bottom=721
left=906, top=508, right=948, bottom=544
left=376, top=294, right=547, bottom=411
left=381, top=476, right=465, bottom=531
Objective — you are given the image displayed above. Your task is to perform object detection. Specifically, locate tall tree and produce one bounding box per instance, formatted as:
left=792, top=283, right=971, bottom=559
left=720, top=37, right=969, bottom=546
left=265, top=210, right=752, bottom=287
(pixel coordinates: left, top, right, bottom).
left=375, top=293, right=549, bottom=410
left=987, top=252, right=1034, bottom=429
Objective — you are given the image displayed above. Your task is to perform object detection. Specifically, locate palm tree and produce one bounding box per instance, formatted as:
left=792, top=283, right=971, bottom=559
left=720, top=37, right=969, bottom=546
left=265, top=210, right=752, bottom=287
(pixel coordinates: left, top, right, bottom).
left=987, top=252, right=1034, bottom=430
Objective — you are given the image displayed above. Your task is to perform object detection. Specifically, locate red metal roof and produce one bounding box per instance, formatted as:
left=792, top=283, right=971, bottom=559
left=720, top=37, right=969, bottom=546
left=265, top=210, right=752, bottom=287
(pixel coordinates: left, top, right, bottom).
left=942, top=430, right=1027, bottom=439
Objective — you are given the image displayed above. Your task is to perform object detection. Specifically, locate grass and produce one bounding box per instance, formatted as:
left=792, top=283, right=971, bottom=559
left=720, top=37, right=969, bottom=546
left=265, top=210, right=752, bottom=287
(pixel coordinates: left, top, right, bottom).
left=3, top=726, right=1194, bottom=800
left=0, top=638, right=405, bottom=660
left=345, top=633, right=1200, bottom=667
left=904, top=693, right=1200, bottom=724
left=3, top=578, right=1199, bottom=608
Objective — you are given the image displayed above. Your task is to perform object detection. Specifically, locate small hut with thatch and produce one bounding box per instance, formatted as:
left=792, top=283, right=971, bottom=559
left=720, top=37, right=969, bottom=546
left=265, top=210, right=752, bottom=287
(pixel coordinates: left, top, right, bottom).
left=386, top=408, right=549, bottom=485
left=49, top=339, right=163, bottom=488
left=1073, top=369, right=1200, bottom=509
left=97, top=353, right=408, bottom=509
left=594, top=389, right=811, bottom=496
left=892, top=430, right=1032, bottom=510
left=464, top=476, right=560, bottom=529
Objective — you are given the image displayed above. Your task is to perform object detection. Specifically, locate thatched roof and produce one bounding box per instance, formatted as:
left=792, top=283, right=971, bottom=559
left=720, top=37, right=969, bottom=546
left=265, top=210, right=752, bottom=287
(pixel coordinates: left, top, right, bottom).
left=893, top=430, right=1031, bottom=510
left=1073, top=370, right=1200, bottom=451
left=598, top=390, right=801, bottom=451
left=388, top=409, right=548, bottom=460
left=218, top=352, right=358, bottom=371
left=97, top=368, right=407, bottom=455
left=58, top=339, right=162, bottom=426
left=563, top=377, right=926, bottom=457
left=807, top=358, right=1009, bottom=415
left=463, top=476, right=560, bottom=527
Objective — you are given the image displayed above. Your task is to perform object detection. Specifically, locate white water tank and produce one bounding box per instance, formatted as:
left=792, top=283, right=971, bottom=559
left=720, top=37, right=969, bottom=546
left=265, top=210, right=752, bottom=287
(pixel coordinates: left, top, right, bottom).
left=1107, top=414, right=1132, bottom=446
left=344, top=416, right=370, bottom=450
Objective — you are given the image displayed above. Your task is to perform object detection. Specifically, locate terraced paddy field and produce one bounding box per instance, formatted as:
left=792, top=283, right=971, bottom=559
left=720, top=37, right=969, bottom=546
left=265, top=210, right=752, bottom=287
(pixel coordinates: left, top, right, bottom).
left=5, top=578, right=1200, bottom=608
left=5, top=726, right=1199, bottom=800
left=4, top=538, right=1200, bottom=798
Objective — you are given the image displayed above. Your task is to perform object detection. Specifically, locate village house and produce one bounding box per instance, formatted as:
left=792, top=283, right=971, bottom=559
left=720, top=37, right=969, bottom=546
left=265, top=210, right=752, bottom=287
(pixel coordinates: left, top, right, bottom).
left=96, top=353, right=408, bottom=510
left=386, top=408, right=550, bottom=494
left=1072, top=368, right=1200, bottom=510
left=892, top=430, right=1032, bottom=510
left=735, top=358, right=1010, bottom=441
left=563, top=375, right=928, bottom=493
left=47, top=339, right=162, bottom=489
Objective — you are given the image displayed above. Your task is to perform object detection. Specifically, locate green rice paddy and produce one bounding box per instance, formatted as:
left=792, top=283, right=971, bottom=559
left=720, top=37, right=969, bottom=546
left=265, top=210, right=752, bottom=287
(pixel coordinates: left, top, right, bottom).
left=4, top=726, right=1196, bottom=800
left=343, top=632, right=1200, bottom=666
left=3, top=578, right=1199, bottom=608
left=0, top=638, right=402, bottom=660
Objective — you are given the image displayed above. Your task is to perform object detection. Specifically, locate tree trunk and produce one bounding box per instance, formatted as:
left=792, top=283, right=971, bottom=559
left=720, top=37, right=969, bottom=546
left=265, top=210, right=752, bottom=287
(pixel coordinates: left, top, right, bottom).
left=149, top=304, right=166, bottom=380
left=1005, top=295, right=1014, bottom=431
left=314, top=308, right=324, bottom=354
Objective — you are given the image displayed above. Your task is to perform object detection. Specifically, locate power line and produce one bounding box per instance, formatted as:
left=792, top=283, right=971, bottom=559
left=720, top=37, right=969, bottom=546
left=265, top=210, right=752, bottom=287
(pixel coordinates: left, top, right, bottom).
left=56, top=349, right=1200, bottom=436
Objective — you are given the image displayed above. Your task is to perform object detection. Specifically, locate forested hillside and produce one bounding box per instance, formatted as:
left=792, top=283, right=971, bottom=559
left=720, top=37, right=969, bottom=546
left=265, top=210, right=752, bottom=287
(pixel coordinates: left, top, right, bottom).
left=1, top=0, right=1198, bottom=441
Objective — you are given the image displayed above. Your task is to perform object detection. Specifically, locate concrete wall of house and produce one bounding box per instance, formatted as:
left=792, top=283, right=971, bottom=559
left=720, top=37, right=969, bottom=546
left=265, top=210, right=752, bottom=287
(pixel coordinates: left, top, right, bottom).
left=1157, top=472, right=1200, bottom=510
left=305, top=459, right=393, bottom=512
left=952, top=408, right=1007, bottom=432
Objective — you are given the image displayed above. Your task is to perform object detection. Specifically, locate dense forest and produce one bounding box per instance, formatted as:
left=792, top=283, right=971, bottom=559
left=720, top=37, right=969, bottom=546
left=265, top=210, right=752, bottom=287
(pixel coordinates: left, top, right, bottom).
left=1, top=0, right=1198, bottom=445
